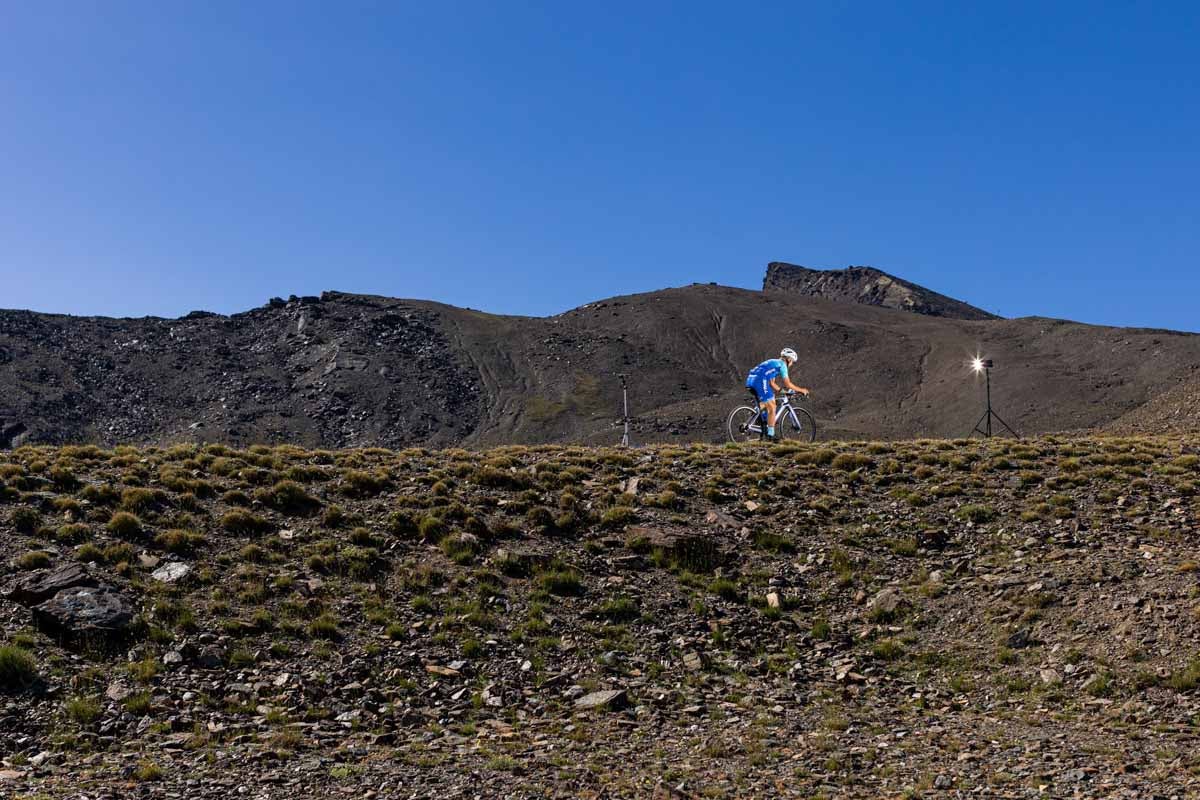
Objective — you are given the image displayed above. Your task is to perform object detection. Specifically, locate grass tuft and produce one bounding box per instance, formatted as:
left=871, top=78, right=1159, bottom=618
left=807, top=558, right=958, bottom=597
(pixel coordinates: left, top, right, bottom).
left=0, top=645, right=38, bottom=692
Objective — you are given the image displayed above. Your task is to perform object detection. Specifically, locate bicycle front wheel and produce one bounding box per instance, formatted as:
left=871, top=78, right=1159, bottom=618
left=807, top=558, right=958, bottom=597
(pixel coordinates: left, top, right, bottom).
left=779, top=407, right=817, bottom=443
left=727, top=406, right=765, bottom=443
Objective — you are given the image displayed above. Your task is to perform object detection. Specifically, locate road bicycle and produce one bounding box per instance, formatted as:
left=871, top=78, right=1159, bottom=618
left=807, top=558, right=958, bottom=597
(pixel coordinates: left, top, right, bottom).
left=727, top=390, right=817, bottom=443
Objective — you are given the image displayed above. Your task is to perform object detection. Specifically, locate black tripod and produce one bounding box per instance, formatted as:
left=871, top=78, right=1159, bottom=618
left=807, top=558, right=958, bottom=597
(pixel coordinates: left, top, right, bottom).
left=969, top=360, right=1019, bottom=438
left=618, top=374, right=631, bottom=447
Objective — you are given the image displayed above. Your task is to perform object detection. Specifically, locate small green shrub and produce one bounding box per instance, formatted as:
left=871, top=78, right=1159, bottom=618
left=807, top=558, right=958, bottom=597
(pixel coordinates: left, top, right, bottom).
left=751, top=530, right=793, bottom=553
left=257, top=480, right=321, bottom=515
left=440, top=534, right=479, bottom=565
left=124, top=691, right=152, bottom=715
left=55, top=523, right=90, bottom=545
left=121, top=487, right=165, bottom=513
left=645, top=490, right=681, bottom=510
left=956, top=504, right=996, bottom=524
left=539, top=568, right=584, bottom=597
left=709, top=578, right=742, bottom=602
left=154, top=529, right=205, bottom=555
left=17, top=551, right=52, bottom=570
left=418, top=515, right=448, bottom=543
left=135, top=761, right=164, bottom=782
left=342, top=470, right=389, bottom=498
left=103, top=542, right=136, bottom=565
left=309, top=614, right=341, bottom=640
left=107, top=512, right=143, bottom=538
left=80, top=483, right=120, bottom=506
left=347, top=526, right=376, bottom=547
left=794, top=449, right=836, bottom=465
left=1167, top=657, right=1200, bottom=692
left=1084, top=671, right=1113, bottom=698
left=596, top=596, right=639, bottom=622
left=65, top=695, right=102, bottom=725
left=76, top=543, right=104, bottom=563
left=386, top=511, right=416, bottom=537
left=221, top=510, right=272, bottom=536
left=600, top=506, right=637, bottom=529
left=239, top=543, right=269, bottom=564
left=831, top=453, right=873, bottom=471
left=11, top=507, right=40, bottom=534
left=127, top=657, right=160, bottom=683
left=48, top=465, right=80, bottom=491
left=153, top=599, right=198, bottom=632
left=872, top=639, right=905, bottom=661
left=338, top=546, right=386, bottom=579
left=473, top=466, right=532, bottom=490
left=0, top=645, right=37, bottom=692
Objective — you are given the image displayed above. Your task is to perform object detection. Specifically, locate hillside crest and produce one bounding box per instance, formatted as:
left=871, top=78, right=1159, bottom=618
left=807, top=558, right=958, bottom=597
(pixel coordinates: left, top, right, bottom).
left=763, top=262, right=999, bottom=321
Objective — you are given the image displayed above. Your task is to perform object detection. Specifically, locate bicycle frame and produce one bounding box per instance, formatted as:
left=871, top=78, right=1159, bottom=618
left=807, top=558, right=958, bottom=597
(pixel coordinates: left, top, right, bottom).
left=730, top=390, right=815, bottom=443
left=750, top=395, right=801, bottom=436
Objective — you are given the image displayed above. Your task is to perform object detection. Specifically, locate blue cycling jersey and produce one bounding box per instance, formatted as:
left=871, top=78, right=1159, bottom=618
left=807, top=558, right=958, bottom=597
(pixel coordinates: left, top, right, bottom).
left=747, top=358, right=789, bottom=384
left=745, top=358, right=790, bottom=404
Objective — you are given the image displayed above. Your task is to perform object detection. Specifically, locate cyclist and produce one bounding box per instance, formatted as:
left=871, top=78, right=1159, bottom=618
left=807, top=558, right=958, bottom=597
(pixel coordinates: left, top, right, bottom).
left=745, top=348, right=810, bottom=440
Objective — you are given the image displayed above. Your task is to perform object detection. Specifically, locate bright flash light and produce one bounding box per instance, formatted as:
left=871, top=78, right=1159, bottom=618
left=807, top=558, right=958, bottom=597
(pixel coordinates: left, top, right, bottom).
left=971, top=357, right=984, bottom=373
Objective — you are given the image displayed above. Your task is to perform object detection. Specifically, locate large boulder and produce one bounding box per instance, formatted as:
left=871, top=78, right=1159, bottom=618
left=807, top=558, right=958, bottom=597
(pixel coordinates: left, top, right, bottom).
left=3, top=564, right=96, bottom=606
left=574, top=689, right=628, bottom=711
left=32, top=586, right=136, bottom=642
left=626, top=527, right=730, bottom=572
left=0, top=420, right=28, bottom=449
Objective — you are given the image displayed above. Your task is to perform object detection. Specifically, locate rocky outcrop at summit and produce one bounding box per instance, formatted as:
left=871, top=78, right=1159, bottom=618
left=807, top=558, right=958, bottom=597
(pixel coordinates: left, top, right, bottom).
left=763, top=262, right=999, bottom=321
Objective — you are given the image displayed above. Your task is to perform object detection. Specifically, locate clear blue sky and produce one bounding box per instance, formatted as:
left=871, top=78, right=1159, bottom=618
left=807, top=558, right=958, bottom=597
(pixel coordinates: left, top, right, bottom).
left=2, top=2, right=1198, bottom=330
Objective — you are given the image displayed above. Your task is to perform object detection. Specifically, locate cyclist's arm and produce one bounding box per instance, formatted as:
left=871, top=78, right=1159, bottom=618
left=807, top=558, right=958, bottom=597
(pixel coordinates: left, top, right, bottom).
left=781, top=377, right=810, bottom=395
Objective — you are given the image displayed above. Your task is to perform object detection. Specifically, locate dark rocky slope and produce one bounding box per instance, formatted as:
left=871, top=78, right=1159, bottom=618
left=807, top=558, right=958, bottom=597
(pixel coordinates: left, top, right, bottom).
left=2, top=282, right=1198, bottom=448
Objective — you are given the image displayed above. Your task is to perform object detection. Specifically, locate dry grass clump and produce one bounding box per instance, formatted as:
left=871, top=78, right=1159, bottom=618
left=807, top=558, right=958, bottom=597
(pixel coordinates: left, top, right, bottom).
left=220, top=510, right=272, bottom=536
left=107, top=511, right=143, bottom=537
left=472, top=465, right=532, bottom=491
left=341, top=469, right=390, bottom=498
left=121, top=487, right=167, bottom=513
left=256, top=480, right=321, bottom=515
left=956, top=504, right=996, bottom=524
left=16, top=551, right=53, bottom=570
left=831, top=452, right=873, bottom=471
left=539, top=565, right=584, bottom=596
left=154, top=529, right=206, bottom=555
left=0, top=645, right=38, bottom=692
left=11, top=507, right=40, bottom=534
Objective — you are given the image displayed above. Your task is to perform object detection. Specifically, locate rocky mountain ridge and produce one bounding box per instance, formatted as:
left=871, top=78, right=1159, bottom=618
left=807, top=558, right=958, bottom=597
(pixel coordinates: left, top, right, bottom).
left=2, top=271, right=1198, bottom=448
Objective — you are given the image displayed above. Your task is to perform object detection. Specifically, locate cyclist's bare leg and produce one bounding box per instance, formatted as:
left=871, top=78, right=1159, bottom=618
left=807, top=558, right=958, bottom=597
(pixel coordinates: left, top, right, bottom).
left=763, top=398, right=777, bottom=429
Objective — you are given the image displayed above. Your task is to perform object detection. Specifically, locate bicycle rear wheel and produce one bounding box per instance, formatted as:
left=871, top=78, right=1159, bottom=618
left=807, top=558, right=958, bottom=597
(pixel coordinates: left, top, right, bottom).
left=779, top=407, right=817, bottom=442
left=727, top=406, right=765, bottom=443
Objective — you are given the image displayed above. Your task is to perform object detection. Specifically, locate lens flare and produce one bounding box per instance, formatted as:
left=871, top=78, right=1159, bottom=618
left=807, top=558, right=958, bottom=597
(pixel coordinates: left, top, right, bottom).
left=971, top=357, right=984, bottom=373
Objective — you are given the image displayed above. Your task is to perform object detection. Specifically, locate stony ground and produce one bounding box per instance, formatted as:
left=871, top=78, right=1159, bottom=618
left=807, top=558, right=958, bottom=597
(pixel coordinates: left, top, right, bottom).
left=2, top=437, right=1200, bottom=799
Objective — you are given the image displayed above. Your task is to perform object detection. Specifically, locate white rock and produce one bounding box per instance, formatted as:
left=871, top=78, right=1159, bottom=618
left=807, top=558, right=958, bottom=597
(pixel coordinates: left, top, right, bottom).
left=151, top=562, right=191, bottom=583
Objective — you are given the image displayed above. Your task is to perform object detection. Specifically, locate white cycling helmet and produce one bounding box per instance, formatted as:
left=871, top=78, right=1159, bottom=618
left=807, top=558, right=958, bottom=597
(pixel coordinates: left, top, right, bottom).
left=780, top=347, right=798, bottom=362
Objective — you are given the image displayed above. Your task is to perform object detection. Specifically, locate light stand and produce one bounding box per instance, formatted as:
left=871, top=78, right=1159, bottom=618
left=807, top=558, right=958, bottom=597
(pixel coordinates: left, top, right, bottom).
left=968, top=358, right=1019, bottom=438
left=618, top=374, right=631, bottom=447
